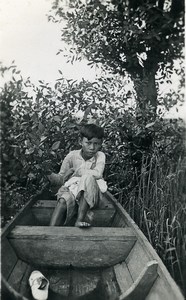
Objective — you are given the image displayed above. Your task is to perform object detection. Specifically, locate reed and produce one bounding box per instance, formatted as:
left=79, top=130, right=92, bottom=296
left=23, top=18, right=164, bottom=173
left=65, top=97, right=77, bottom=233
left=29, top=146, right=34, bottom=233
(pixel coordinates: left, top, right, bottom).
left=114, top=154, right=186, bottom=293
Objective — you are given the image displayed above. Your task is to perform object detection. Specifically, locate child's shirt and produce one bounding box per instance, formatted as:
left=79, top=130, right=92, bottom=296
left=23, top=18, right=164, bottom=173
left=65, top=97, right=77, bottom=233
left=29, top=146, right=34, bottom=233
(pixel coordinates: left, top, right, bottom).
left=58, top=149, right=107, bottom=196
left=59, top=149, right=105, bottom=179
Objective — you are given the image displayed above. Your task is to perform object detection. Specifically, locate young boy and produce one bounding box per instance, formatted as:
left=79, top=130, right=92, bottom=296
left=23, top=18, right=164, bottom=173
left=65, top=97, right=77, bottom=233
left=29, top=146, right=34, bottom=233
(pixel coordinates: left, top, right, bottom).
left=48, top=123, right=107, bottom=228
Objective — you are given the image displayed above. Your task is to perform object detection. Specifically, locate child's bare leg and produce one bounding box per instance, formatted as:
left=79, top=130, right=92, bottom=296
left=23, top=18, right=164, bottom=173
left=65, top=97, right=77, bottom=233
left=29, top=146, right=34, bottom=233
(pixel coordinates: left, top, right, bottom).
left=50, top=198, right=67, bottom=226
left=75, top=175, right=99, bottom=228
left=75, top=195, right=90, bottom=228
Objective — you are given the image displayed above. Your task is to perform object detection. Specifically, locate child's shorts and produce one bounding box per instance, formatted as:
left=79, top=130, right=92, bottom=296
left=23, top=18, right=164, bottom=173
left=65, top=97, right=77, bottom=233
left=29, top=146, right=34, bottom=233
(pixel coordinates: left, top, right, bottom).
left=56, top=174, right=105, bottom=224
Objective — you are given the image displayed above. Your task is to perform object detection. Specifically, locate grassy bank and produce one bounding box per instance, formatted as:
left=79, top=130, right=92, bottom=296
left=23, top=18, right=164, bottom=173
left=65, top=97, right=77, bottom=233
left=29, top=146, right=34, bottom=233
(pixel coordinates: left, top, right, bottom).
left=110, top=154, right=186, bottom=295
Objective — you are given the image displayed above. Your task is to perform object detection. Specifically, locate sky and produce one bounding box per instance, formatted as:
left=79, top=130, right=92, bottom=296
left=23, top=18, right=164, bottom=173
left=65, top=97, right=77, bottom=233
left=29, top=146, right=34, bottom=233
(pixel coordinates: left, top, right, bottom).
left=0, top=0, right=185, bottom=120
left=0, top=0, right=100, bottom=84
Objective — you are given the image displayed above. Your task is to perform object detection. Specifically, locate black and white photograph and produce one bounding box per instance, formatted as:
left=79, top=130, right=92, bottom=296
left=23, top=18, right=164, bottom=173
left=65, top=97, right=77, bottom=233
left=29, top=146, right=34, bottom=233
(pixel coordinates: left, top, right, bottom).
left=1, top=0, right=185, bottom=299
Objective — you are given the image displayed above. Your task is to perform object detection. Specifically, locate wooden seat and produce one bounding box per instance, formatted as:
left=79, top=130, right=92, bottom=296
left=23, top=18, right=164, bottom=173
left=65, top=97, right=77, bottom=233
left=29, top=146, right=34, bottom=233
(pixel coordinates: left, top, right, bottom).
left=118, top=261, right=158, bottom=300
left=8, top=226, right=136, bottom=268
left=30, top=197, right=116, bottom=227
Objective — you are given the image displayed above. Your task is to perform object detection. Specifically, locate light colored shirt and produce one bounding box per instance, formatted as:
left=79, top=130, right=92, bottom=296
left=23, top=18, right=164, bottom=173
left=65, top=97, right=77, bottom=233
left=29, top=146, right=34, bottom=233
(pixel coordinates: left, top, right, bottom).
left=49, top=150, right=107, bottom=193
left=59, top=149, right=106, bottom=179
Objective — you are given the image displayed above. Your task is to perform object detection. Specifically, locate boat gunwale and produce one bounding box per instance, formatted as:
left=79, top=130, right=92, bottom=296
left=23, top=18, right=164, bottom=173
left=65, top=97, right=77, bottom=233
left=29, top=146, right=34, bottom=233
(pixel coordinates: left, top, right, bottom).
left=1, top=183, right=49, bottom=240
left=1, top=184, right=50, bottom=300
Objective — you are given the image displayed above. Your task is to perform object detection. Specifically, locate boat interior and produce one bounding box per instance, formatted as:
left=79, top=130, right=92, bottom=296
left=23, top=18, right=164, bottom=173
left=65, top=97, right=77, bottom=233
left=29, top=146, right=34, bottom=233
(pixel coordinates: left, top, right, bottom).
left=1, top=192, right=180, bottom=300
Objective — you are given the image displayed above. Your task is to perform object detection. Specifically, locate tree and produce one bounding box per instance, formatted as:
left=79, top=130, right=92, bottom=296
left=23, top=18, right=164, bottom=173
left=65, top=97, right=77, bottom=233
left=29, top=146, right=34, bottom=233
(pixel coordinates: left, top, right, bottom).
left=49, top=0, right=184, bottom=120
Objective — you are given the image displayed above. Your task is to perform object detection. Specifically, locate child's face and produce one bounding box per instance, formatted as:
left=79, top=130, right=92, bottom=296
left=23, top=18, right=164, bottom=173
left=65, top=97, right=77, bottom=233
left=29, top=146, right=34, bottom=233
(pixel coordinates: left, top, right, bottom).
left=80, top=137, right=102, bottom=159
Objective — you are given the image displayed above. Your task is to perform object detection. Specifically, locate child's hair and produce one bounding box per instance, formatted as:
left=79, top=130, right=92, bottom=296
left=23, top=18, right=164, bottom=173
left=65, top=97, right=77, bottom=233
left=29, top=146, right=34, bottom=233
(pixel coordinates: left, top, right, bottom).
left=80, top=124, right=104, bottom=140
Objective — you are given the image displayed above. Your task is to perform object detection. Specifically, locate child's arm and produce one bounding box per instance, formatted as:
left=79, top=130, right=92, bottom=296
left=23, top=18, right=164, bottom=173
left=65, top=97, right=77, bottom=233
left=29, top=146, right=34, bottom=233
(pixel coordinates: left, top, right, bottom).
left=48, top=152, right=74, bottom=185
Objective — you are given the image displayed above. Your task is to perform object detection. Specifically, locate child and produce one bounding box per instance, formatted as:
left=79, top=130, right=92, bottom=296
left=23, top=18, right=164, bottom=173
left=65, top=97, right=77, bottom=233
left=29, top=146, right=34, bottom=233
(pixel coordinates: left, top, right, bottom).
left=48, top=123, right=107, bottom=228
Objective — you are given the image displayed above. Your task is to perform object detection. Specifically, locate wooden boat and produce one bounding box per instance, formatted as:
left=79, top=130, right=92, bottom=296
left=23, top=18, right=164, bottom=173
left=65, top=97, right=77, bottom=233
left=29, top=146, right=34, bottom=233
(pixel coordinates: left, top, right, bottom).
left=1, top=186, right=184, bottom=300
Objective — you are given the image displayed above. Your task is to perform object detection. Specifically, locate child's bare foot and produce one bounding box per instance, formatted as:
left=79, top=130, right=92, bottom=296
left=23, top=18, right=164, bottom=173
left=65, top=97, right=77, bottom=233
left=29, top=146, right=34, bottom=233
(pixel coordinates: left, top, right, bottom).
left=75, top=221, right=91, bottom=228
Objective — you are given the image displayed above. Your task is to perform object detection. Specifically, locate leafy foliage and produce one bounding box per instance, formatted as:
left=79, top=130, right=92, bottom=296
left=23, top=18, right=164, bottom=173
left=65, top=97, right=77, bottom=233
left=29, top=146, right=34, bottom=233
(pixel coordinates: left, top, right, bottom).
left=0, top=65, right=131, bottom=219
left=49, top=0, right=184, bottom=113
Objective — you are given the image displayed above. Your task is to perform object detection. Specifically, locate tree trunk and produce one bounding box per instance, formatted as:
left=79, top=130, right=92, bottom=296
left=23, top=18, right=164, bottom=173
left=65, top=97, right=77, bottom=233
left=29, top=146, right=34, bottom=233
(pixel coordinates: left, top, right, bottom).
left=130, top=67, right=158, bottom=122
left=126, top=65, right=158, bottom=177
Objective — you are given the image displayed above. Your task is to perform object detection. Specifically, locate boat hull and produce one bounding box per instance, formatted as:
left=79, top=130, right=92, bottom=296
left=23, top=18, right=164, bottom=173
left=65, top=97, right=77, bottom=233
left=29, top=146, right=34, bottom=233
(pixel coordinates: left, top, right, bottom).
left=1, top=189, right=184, bottom=300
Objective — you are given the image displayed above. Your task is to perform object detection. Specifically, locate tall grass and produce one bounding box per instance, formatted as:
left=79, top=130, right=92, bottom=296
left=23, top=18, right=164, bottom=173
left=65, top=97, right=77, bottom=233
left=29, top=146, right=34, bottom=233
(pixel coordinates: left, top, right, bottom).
left=114, top=154, right=186, bottom=294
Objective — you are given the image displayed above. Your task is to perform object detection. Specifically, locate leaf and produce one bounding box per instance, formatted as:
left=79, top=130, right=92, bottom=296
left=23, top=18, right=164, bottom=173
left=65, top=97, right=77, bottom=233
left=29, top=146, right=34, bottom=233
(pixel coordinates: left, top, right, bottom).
left=53, top=116, right=61, bottom=122
left=25, top=148, right=35, bottom=155
left=51, top=141, right=60, bottom=150
left=40, top=136, right=47, bottom=143
left=28, top=172, right=36, bottom=179
left=32, top=113, right=38, bottom=122
left=2, top=153, right=9, bottom=161
left=145, top=122, right=155, bottom=128
left=165, top=247, right=176, bottom=253
left=38, top=122, right=45, bottom=133
left=38, top=149, right=43, bottom=157
left=50, top=151, right=56, bottom=156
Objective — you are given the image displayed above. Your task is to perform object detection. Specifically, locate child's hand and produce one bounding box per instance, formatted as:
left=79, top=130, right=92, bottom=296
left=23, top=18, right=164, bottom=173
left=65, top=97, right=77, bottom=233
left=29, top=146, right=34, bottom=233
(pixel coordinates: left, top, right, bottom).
left=47, top=173, right=57, bottom=183
left=63, top=168, right=74, bottom=183
left=47, top=173, right=63, bottom=187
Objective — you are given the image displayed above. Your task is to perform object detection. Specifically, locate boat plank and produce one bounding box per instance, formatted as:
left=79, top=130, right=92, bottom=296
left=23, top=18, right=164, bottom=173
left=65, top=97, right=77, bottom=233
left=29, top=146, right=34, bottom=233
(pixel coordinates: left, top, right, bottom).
left=99, top=194, right=115, bottom=209
left=114, top=261, right=133, bottom=294
left=8, top=260, right=28, bottom=291
left=119, top=261, right=158, bottom=300
left=17, top=210, right=38, bottom=226
left=1, top=277, right=28, bottom=300
left=84, top=209, right=116, bottom=227
left=111, top=212, right=127, bottom=228
left=1, top=184, right=48, bottom=239
left=101, top=267, right=120, bottom=300
left=8, top=239, right=136, bottom=268
left=116, top=217, right=127, bottom=228
left=1, top=238, right=18, bottom=280
left=33, top=200, right=56, bottom=207
left=146, top=274, right=182, bottom=300
left=31, top=208, right=115, bottom=227
left=31, top=208, right=52, bottom=226
left=34, top=196, right=115, bottom=210
left=71, top=269, right=100, bottom=297
left=32, top=197, right=115, bottom=227
left=126, top=241, right=152, bottom=281
left=19, top=265, right=33, bottom=298
left=9, top=225, right=135, bottom=239
left=45, top=269, right=70, bottom=297
left=8, top=226, right=136, bottom=268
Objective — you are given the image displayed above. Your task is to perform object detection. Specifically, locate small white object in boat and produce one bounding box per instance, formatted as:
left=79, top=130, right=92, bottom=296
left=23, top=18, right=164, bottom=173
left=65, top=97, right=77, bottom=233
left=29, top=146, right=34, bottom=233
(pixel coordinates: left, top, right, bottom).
left=28, top=270, right=49, bottom=300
